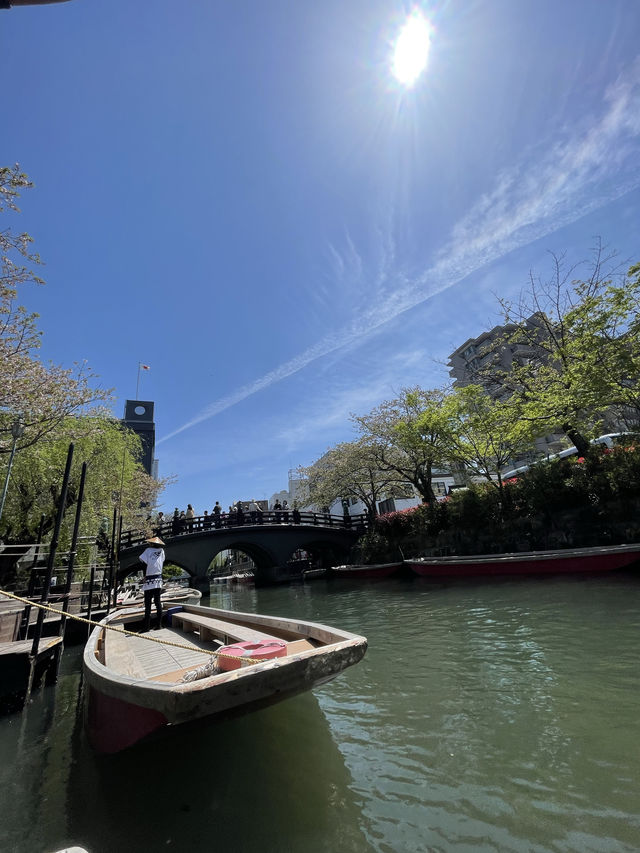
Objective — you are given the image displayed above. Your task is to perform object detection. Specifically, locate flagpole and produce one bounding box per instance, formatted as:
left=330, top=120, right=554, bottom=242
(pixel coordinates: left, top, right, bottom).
left=136, top=362, right=141, bottom=400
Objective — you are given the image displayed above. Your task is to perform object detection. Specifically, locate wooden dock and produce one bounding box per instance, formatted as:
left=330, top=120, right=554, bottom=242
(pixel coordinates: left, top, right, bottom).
left=0, top=635, right=63, bottom=711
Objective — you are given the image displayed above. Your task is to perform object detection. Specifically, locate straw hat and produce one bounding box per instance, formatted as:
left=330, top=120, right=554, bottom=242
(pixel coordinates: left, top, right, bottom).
left=146, top=536, right=165, bottom=546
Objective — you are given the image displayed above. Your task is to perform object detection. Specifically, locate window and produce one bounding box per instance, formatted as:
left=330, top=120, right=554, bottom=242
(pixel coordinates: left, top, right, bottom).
left=433, top=481, right=447, bottom=496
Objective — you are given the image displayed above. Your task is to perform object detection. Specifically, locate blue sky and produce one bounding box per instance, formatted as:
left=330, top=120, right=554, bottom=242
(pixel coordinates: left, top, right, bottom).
left=3, top=0, right=640, bottom=512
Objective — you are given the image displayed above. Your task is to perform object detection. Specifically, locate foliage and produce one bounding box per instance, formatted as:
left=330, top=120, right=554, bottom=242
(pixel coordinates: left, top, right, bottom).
left=0, top=414, right=165, bottom=546
left=348, top=530, right=403, bottom=565
left=163, top=562, right=184, bottom=581
left=300, top=438, right=405, bottom=516
left=438, top=384, right=534, bottom=492
left=1, top=165, right=110, bottom=456
left=354, top=388, right=449, bottom=503
left=475, top=246, right=640, bottom=455
left=367, top=442, right=640, bottom=557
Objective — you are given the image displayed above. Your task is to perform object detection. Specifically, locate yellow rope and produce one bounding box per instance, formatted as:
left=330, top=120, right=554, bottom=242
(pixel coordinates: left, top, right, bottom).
left=0, top=588, right=269, bottom=665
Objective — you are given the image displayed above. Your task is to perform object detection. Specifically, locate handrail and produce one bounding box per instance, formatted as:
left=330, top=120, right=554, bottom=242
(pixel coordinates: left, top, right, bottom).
left=119, top=510, right=370, bottom=550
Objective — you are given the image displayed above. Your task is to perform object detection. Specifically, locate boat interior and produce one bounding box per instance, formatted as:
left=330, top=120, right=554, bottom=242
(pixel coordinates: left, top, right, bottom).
left=94, top=607, right=326, bottom=685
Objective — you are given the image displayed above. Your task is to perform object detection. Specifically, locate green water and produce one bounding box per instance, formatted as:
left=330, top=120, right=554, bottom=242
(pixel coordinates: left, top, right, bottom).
left=1, top=574, right=639, bottom=853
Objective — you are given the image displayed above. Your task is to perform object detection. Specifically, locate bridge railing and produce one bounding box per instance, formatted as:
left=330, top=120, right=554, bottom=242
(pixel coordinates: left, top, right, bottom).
left=119, top=510, right=370, bottom=550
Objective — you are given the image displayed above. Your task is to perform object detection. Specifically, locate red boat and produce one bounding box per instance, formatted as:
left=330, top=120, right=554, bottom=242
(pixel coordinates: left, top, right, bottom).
left=330, top=562, right=404, bottom=579
left=407, top=543, right=640, bottom=578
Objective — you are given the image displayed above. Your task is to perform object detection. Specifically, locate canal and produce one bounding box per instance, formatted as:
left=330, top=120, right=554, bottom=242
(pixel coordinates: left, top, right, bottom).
left=1, top=573, right=639, bottom=853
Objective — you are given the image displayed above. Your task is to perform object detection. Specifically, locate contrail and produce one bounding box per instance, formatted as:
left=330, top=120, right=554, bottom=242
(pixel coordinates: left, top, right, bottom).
left=159, top=62, right=640, bottom=444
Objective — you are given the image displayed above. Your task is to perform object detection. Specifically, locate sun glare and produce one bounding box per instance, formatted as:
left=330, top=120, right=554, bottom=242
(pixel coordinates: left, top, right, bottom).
left=391, top=9, right=432, bottom=87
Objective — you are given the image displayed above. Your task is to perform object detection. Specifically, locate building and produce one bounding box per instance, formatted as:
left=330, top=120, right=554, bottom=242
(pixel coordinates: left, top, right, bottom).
left=447, top=314, right=547, bottom=396
left=447, top=316, right=567, bottom=466
left=122, top=400, right=157, bottom=477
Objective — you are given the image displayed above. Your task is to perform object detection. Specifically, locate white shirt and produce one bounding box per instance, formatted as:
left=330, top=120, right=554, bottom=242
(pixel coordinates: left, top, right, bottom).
left=139, top=547, right=165, bottom=590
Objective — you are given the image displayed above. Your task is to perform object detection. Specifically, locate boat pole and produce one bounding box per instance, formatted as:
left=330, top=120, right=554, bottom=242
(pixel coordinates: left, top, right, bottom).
left=113, top=514, right=123, bottom=609
left=20, top=513, right=45, bottom=640
left=30, top=443, right=73, bottom=656
left=27, top=443, right=74, bottom=700
left=58, top=461, right=86, bottom=639
left=105, top=505, right=118, bottom=615
left=86, top=560, right=96, bottom=640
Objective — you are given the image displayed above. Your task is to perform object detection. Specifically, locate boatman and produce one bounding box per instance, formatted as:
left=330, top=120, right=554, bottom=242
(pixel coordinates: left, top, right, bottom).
left=139, top=536, right=165, bottom=632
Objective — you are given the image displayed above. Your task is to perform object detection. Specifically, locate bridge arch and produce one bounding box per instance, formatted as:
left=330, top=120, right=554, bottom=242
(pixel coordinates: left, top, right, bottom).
left=206, top=539, right=279, bottom=580
left=118, top=514, right=367, bottom=588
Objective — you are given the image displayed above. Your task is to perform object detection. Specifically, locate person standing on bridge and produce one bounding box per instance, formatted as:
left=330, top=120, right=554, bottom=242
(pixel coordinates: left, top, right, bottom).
left=139, top=536, right=165, bottom=632
left=248, top=499, right=260, bottom=524
left=213, top=501, right=222, bottom=528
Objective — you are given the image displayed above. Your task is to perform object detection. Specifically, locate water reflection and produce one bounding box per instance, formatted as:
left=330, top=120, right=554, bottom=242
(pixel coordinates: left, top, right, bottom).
left=67, top=691, right=369, bottom=853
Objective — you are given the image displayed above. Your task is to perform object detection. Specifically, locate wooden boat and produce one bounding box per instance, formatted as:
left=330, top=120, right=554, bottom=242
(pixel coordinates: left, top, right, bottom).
left=407, top=543, right=640, bottom=578
left=116, top=586, right=202, bottom=608
left=230, top=571, right=254, bottom=584
left=83, top=602, right=367, bottom=753
left=330, top=562, right=404, bottom=579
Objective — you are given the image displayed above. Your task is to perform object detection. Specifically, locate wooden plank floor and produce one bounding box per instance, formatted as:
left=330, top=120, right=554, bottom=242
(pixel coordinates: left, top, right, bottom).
left=119, top=628, right=217, bottom=679
left=0, top=636, right=62, bottom=657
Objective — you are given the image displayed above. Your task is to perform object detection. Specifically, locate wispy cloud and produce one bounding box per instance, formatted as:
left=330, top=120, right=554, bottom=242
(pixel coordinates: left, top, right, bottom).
left=275, top=354, right=425, bottom=448
left=159, top=62, right=640, bottom=444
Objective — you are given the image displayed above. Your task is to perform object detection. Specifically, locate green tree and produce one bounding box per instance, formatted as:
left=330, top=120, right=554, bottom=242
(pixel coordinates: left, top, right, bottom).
left=300, top=438, right=404, bottom=517
left=0, top=414, right=164, bottom=544
left=566, top=260, right=640, bottom=430
left=477, top=247, right=640, bottom=455
left=163, top=563, right=184, bottom=582
left=354, top=388, right=449, bottom=504
left=439, top=384, right=533, bottom=493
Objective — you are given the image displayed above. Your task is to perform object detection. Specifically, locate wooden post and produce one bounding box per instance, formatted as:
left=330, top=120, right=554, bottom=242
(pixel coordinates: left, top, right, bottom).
left=20, top=514, right=46, bottom=640
left=86, top=561, right=96, bottom=639
left=113, top=514, right=123, bottom=608
left=28, top=443, right=74, bottom=685
left=105, top=505, right=118, bottom=615
left=59, top=461, right=86, bottom=638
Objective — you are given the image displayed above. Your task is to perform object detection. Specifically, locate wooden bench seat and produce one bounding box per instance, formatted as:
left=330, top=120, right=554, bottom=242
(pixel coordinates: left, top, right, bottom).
left=171, top=612, right=280, bottom=646
left=172, top=614, right=319, bottom=655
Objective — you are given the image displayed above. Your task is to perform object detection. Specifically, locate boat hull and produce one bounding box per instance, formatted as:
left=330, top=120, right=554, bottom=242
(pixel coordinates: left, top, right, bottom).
left=407, top=544, right=640, bottom=578
left=83, top=606, right=367, bottom=753
left=330, top=562, right=403, bottom=578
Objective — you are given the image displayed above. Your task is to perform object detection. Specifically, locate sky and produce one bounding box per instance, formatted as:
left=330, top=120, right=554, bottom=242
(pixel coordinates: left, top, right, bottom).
left=3, top=0, right=640, bottom=513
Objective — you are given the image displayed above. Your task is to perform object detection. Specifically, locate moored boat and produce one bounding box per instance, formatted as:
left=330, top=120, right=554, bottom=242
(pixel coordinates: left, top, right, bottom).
left=330, top=562, right=404, bottom=579
left=83, top=602, right=367, bottom=753
left=116, top=586, right=202, bottom=609
left=407, top=543, right=640, bottom=578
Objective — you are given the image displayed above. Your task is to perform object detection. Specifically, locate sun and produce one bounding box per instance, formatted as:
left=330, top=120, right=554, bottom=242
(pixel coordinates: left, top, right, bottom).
left=391, top=9, right=432, bottom=87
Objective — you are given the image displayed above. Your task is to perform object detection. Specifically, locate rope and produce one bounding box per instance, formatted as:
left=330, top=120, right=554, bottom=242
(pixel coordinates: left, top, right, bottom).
left=0, top=589, right=269, bottom=665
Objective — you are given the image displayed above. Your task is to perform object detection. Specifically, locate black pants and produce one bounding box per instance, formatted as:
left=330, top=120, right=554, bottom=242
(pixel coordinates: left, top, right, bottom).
left=143, top=587, right=163, bottom=632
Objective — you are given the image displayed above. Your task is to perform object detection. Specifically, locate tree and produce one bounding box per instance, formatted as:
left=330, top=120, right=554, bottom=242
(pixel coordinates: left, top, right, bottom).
left=163, top=563, right=184, bottom=582
left=354, top=388, right=449, bottom=504
left=567, top=260, right=640, bottom=430
left=0, top=414, right=165, bottom=545
left=439, top=384, right=534, bottom=493
left=300, top=439, right=404, bottom=517
left=476, top=246, right=640, bottom=455
left=1, top=164, right=110, bottom=456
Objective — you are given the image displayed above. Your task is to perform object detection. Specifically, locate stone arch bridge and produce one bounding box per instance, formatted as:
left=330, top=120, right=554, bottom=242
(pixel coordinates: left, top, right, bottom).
left=118, top=511, right=368, bottom=589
